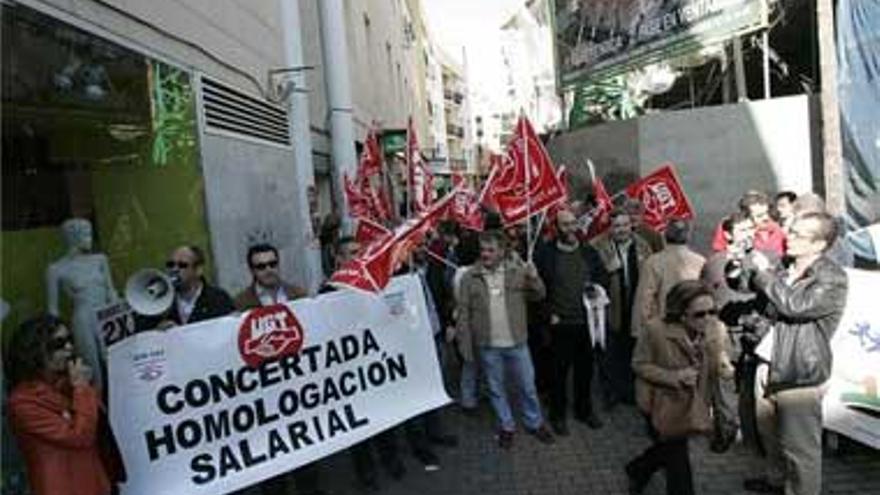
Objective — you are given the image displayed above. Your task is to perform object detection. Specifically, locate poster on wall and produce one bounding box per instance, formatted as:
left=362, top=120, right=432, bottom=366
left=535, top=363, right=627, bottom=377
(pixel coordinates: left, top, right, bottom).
left=109, top=274, right=451, bottom=495
left=553, top=0, right=768, bottom=86
left=822, top=268, right=880, bottom=450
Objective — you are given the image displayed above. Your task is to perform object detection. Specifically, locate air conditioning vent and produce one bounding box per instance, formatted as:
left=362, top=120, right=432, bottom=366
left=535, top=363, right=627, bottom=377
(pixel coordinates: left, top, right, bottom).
left=200, top=77, right=291, bottom=147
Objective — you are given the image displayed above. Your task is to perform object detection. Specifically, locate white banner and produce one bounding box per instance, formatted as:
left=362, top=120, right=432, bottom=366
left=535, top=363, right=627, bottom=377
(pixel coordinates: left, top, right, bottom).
left=109, top=275, right=450, bottom=495
left=823, top=268, right=880, bottom=449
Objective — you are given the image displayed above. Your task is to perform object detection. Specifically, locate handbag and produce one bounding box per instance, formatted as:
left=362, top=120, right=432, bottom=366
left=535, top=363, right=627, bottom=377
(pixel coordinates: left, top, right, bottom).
left=650, top=386, right=711, bottom=439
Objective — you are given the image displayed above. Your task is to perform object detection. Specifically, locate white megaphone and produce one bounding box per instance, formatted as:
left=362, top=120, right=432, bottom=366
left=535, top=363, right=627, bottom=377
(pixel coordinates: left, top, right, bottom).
left=125, top=269, right=175, bottom=316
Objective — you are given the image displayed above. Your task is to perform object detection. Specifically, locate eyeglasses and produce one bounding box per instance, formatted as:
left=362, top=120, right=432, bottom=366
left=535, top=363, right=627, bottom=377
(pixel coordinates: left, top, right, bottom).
left=166, top=260, right=191, bottom=270
left=252, top=260, right=279, bottom=271
left=788, top=229, right=814, bottom=240
left=47, top=335, right=72, bottom=352
left=688, top=309, right=718, bottom=319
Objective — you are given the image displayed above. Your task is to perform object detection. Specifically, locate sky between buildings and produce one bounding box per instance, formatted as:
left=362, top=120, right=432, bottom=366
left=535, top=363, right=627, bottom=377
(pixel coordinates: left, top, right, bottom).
left=423, top=0, right=524, bottom=109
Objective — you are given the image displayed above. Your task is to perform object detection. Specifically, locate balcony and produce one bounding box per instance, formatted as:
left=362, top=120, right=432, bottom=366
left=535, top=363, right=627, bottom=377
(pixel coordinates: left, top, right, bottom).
left=446, top=124, right=465, bottom=139
left=443, top=89, right=464, bottom=105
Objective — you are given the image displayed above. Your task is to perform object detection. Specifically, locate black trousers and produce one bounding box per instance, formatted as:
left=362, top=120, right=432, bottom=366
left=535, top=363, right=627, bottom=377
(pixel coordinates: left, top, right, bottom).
left=549, top=324, right=594, bottom=421
left=350, top=428, right=400, bottom=480
left=232, top=462, right=321, bottom=495
left=609, top=330, right=636, bottom=404
left=527, top=323, right=554, bottom=398
left=626, top=419, right=694, bottom=495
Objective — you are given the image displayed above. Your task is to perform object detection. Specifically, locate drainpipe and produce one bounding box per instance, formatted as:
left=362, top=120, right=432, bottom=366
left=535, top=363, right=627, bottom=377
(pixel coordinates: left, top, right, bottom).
left=318, top=0, right=358, bottom=231
left=280, top=0, right=323, bottom=292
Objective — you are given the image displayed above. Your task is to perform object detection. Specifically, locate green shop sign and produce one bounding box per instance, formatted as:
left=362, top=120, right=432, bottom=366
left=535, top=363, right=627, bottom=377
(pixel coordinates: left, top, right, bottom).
left=553, top=0, right=768, bottom=87
left=381, top=129, right=407, bottom=155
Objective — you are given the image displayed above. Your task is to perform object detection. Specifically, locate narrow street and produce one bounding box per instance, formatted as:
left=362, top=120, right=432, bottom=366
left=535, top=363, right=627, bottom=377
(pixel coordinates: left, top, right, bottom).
left=314, top=401, right=880, bottom=495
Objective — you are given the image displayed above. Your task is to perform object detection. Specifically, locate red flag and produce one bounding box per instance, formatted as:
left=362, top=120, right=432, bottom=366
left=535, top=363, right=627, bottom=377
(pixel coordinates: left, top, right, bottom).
left=480, top=153, right=506, bottom=210
left=357, top=173, right=391, bottom=222
left=328, top=259, right=379, bottom=292
left=579, top=176, right=614, bottom=240
left=538, top=167, right=569, bottom=239
left=363, top=193, right=453, bottom=290
left=450, top=184, right=485, bottom=232
left=344, top=173, right=372, bottom=219
left=354, top=217, right=392, bottom=247
left=358, top=128, right=382, bottom=178
left=331, top=193, right=456, bottom=293
left=407, top=117, right=434, bottom=213
left=484, top=116, right=566, bottom=226
left=451, top=170, right=466, bottom=188
left=625, top=164, right=694, bottom=230
left=377, top=182, right=394, bottom=222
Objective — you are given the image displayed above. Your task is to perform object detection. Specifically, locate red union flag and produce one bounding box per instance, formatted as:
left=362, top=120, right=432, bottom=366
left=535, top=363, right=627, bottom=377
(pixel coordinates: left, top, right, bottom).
left=355, top=217, right=392, bottom=247
left=542, top=166, right=571, bottom=238
left=485, top=116, right=566, bottom=226
left=358, top=128, right=382, bottom=178
left=331, top=193, right=455, bottom=292
left=344, top=173, right=372, bottom=219
left=357, top=173, right=391, bottom=222
left=625, top=164, right=694, bottom=230
left=328, top=259, right=379, bottom=292
left=580, top=176, right=614, bottom=240
left=450, top=185, right=484, bottom=232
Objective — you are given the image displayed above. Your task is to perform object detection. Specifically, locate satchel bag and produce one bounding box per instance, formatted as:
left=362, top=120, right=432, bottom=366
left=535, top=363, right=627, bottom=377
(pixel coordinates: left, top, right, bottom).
left=650, top=385, right=711, bottom=439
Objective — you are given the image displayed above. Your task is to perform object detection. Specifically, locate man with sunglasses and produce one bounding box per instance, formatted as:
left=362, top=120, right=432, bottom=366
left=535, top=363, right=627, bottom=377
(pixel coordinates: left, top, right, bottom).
left=234, top=243, right=307, bottom=310
left=160, top=245, right=234, bottom=327
left=232, top=244, right=325, bottom=495
left=741, top=211, right=848, bottom=495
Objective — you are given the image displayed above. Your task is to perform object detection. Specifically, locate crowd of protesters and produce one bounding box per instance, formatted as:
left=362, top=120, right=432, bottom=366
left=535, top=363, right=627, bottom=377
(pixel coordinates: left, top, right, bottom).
left=5, top=185, right=873, bottom=495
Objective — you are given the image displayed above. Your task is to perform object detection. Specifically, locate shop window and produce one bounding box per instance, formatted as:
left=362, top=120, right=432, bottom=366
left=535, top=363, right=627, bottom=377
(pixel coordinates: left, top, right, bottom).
left=1, top=4, right=210, bottom=339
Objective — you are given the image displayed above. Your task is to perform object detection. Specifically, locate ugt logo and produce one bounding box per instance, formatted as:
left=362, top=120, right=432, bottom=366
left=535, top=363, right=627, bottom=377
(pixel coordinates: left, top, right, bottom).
left=641, top=181, right=677, bottom=216
left=238, top=304, right=304, bottom=367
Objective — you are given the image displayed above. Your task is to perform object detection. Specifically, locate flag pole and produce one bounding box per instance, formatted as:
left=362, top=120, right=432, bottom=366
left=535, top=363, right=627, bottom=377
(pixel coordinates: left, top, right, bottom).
left=523, top=110, right=532, bottom=262
left=477, top=159, right=498, bottom=204
left=422, top=246, right=460, bottom=270
left=586, top=158, right=597, bottom=183
left=406, top=116, right=412, bottom=220
left=528, top=210, right=546, bottom=260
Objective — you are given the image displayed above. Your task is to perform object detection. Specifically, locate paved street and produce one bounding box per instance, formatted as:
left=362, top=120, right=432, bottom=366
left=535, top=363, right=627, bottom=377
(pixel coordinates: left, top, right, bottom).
left=314, top=400, right=880, bottom=495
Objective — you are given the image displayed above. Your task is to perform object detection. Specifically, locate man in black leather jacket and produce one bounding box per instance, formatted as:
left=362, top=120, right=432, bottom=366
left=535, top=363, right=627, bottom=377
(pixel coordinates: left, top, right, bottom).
left=743, top=212, right=848, bottom=495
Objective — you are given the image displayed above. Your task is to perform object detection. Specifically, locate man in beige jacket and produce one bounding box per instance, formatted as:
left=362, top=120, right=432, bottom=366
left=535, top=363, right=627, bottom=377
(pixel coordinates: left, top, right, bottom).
left=457, top=230, right=554, bottom=449
left=632, top=219, right=706, bottom=337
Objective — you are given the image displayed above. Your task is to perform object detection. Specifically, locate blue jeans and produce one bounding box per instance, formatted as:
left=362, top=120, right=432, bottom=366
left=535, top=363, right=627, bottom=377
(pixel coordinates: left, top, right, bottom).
left=480, top=344, right=544, bottom=432
left=459, top=360, right=480, bottom=409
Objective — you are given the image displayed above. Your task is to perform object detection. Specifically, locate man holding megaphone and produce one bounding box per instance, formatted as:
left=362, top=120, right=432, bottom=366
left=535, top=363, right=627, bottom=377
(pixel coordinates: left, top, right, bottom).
left=131, top=245, right=234, bottom=331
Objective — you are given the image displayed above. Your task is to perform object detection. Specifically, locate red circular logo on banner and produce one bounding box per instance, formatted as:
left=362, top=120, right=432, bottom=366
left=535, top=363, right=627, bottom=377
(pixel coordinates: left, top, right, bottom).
left=237, top=304, right=304, bottom=368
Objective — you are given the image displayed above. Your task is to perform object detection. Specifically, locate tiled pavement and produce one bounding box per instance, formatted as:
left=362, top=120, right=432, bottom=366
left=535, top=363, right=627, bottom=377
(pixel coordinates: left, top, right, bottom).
left=311, top=402, right=880, bottom=495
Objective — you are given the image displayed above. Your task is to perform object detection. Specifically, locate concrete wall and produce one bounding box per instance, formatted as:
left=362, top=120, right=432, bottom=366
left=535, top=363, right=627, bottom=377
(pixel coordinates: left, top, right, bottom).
left=547, top=118, right=640, bottom=194
left=200, top=134, right=308, bottom=294
left=548, top=95, right=818, bottom=253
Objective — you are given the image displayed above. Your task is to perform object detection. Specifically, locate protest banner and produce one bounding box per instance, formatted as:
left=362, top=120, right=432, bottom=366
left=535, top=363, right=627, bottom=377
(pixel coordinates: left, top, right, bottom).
left=109, top=274, right=451, bottom=494
left=823, top=268, right=880, bottom=450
